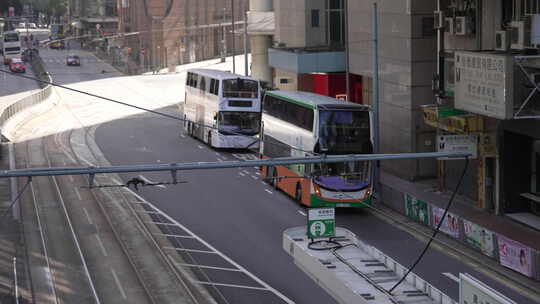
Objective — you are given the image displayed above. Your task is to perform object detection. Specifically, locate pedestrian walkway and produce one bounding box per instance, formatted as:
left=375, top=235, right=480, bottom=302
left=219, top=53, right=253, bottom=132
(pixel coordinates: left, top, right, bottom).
left=380, top=169, right=540, bottom=283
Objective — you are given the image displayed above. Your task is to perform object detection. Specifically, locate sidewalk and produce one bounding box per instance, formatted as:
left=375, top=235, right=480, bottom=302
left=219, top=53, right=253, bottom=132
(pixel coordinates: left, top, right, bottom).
left=380, top=169, right=540, bottom=283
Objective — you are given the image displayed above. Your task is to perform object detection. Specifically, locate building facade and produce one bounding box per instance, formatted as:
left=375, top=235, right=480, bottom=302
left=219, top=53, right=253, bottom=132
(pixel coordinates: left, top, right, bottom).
left=118, top=0, right=248, bottom=72
left=430, top=0, right=540, bottom=226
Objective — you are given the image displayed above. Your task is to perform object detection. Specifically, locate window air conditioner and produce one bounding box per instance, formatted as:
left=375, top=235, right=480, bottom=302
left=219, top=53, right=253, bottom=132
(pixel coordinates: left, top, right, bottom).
left=510, top=20, right=531, bottom=50
left=455, top=16, right=471, bottom=35
left=445, top=17, right=454, bottom=34
left=495, top=31, right=509, bottom=51
left=434, top=11, right=444, bottom=29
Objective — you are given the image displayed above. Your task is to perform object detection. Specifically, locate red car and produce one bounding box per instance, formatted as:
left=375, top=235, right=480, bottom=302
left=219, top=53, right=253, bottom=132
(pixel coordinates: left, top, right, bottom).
left=9, top=58, right=26, bottom=73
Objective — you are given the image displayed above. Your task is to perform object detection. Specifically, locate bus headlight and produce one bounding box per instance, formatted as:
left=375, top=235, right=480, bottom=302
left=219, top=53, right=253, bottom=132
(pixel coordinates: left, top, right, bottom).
left=315, top=186, right=321, bottom=196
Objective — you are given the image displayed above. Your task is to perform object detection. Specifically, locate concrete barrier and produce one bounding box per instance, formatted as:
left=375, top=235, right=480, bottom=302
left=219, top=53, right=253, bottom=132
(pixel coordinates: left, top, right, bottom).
left=0, top=50, right=53, bottom=140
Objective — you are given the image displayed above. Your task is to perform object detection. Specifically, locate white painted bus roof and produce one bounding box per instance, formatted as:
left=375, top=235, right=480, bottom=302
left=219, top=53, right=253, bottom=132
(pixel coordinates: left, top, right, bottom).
left=187, top=68, right=257, bottom=81
left=266, top=90, right=370, bottom=109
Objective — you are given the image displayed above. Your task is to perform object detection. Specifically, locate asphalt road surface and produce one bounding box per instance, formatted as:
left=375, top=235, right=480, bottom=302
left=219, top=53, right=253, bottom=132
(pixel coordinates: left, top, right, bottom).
left=94, top=107, right=535, bottom=304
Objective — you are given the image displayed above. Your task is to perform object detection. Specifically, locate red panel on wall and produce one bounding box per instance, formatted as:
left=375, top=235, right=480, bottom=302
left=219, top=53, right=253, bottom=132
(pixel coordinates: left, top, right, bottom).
left=298, top=73, right=363, bottom=104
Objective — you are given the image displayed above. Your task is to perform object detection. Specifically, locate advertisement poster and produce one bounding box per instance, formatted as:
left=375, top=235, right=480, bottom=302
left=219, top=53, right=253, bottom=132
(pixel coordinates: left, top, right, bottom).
left=497, top=235, right=533, bottom=277
left=404, top=193, right=430, bottom=225
left=432, top=206, right=460, bottom=239
left=463, top=220, right=495, bottom=257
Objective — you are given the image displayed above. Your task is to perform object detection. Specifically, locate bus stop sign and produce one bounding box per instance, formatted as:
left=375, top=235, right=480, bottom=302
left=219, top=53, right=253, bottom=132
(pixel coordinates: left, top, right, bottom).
left=307, top=208, right=335, bottom=239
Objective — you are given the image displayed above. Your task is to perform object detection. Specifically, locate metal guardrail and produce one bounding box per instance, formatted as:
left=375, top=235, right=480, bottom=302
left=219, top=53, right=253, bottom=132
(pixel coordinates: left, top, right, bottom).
left=0, top=51, right=53, bottom=135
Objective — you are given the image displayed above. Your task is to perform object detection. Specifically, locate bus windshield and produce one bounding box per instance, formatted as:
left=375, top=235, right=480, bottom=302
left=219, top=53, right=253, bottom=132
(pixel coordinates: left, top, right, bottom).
left=51, top=24, right=64, bottom=35
left=218, top=112, right=260, bottom=136
left=3, top=33, right=19, bottom=42
left=223, top=78, right=258, bottom=98
left=318, top=110, right=371, bottom=154
left=312, top=161, right=371, bottom=191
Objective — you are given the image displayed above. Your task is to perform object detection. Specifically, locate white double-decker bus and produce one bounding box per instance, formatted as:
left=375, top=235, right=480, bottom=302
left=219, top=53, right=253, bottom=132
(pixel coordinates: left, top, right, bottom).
left=2, top=31, right=22, bottom=65
left=260, top=91, right=373, bottom=208
left=181, top=69, right=262, bottom=149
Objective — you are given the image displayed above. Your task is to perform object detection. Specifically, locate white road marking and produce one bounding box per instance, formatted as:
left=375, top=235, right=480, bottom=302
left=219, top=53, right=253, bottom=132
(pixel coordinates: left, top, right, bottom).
left=255, top=172, right=261, bottom=176
left=197, top=145, right=204, bottom=150
left=298, top=210, right=307, bottom=217
left=265, top=189, right=273, bottom=194
left=125, top=190, right=295, bottom=304
left=180, top=134, right=186, bottom=138
left=74, top=188, right=82, bottom=200
left=95, top=235, right=108, bottom=257
left=68, top=175, right=74, bottom=182
left=251, top=175, right=258, bottom=180
left=239, top=172, right=245, bottom=177
left=83, top=208, right=93, bottom=224
left=111, top=269, right=127, bottom=299
left=242, top=170, right=250, bottom=175
left=442, top=272, right=459, bottom=283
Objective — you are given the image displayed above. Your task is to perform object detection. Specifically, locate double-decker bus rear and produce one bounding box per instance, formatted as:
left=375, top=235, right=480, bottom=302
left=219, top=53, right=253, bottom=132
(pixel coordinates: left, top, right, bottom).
left=2, top=31, right=21, bottom=65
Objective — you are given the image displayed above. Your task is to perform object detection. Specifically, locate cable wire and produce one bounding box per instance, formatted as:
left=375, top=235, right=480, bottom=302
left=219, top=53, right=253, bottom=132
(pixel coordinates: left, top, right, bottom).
left=387, top=157, right=469, bottom=293
left=0, top=67, right=313, bottom=154
left=1, top=177, right=32, bottom=218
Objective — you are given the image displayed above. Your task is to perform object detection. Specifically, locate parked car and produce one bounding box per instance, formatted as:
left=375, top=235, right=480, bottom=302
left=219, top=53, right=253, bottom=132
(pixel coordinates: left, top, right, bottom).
left=9, top=58, right=26, bottom=73
left=66, top=54, right=81, bottom=66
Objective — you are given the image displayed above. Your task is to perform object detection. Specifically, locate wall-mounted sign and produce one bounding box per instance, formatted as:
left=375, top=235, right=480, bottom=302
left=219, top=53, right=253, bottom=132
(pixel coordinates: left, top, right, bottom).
left=454, top=51, right=514, bottom=120
left=422, top=105, right=482, bottom=134
left=437, top=134, right=478, bottom=159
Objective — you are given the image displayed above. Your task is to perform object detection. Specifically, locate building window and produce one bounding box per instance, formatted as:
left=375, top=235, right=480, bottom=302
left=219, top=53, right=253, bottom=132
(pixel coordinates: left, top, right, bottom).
left=327, top=0, right=345, bottom=47
left=311, top=10, right=320, bottom=28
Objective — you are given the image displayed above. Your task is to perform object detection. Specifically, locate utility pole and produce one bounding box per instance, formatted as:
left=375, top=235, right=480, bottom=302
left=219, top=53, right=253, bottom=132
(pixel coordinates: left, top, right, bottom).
left=372, top=3, right=381, bottom=198
left=344, top=0, right=350, bottom=101
left=231, top=0, right=236, bottom=74
left=244, top=10, right=248, bottom=76
left=221, top=7, right=227, bottom=62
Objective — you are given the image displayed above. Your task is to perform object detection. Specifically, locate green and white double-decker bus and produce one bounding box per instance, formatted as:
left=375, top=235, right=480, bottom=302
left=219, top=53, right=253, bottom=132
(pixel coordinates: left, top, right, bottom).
left=260, top=91, right=373, bottom=208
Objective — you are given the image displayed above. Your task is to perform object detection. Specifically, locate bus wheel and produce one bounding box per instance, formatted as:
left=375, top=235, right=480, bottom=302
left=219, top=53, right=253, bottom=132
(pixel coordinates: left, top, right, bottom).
left=207, top=132, right=212, bottom=146
left=295, top=183, right=302, bottom=203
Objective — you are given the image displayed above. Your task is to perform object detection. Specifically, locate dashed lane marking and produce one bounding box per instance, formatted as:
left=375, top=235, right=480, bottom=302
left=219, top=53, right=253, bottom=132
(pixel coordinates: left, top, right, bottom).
left=239, top=172, right=246, bottom=177
left=265, top=189, right=273, bottom=194
left=111, top=269, right=127, bottom=299
left=74, top=188, right=82, bottom=200
left=83, top=208, right=93, bottom=224
left=298, top=210, right=307, bottom=217
left=95, top=235, right=108, bottom=257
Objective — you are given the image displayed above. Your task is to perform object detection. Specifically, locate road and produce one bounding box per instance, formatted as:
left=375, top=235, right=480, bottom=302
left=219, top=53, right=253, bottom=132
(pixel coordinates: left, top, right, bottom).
left=15, top=45, right=537, bottom=303
left=94, top=106, right=536, bottom=304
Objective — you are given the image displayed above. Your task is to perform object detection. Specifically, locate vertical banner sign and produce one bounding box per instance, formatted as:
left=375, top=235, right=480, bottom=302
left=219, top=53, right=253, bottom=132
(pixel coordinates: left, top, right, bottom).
left=497, top=234, right=534, bottom=277
left=403, top=193, right=430, bottom=225
left=8, top=6, right=15, bottom=17
left=463, top=220, right=495, bottom=257
left=307, top=208, right=335, bottom=239
left=432, top=206, right=460, bottom=239
left=460, top=273, right=517, bottom=304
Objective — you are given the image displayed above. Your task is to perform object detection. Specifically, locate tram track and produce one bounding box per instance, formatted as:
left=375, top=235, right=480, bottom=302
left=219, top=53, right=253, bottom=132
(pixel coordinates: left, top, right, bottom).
left=22, top=130, right=99, bottom=304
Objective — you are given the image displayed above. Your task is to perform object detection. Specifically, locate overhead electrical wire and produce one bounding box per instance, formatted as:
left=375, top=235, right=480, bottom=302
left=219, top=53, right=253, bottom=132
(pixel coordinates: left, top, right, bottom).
left=0, top=67, right=316, bottom=154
